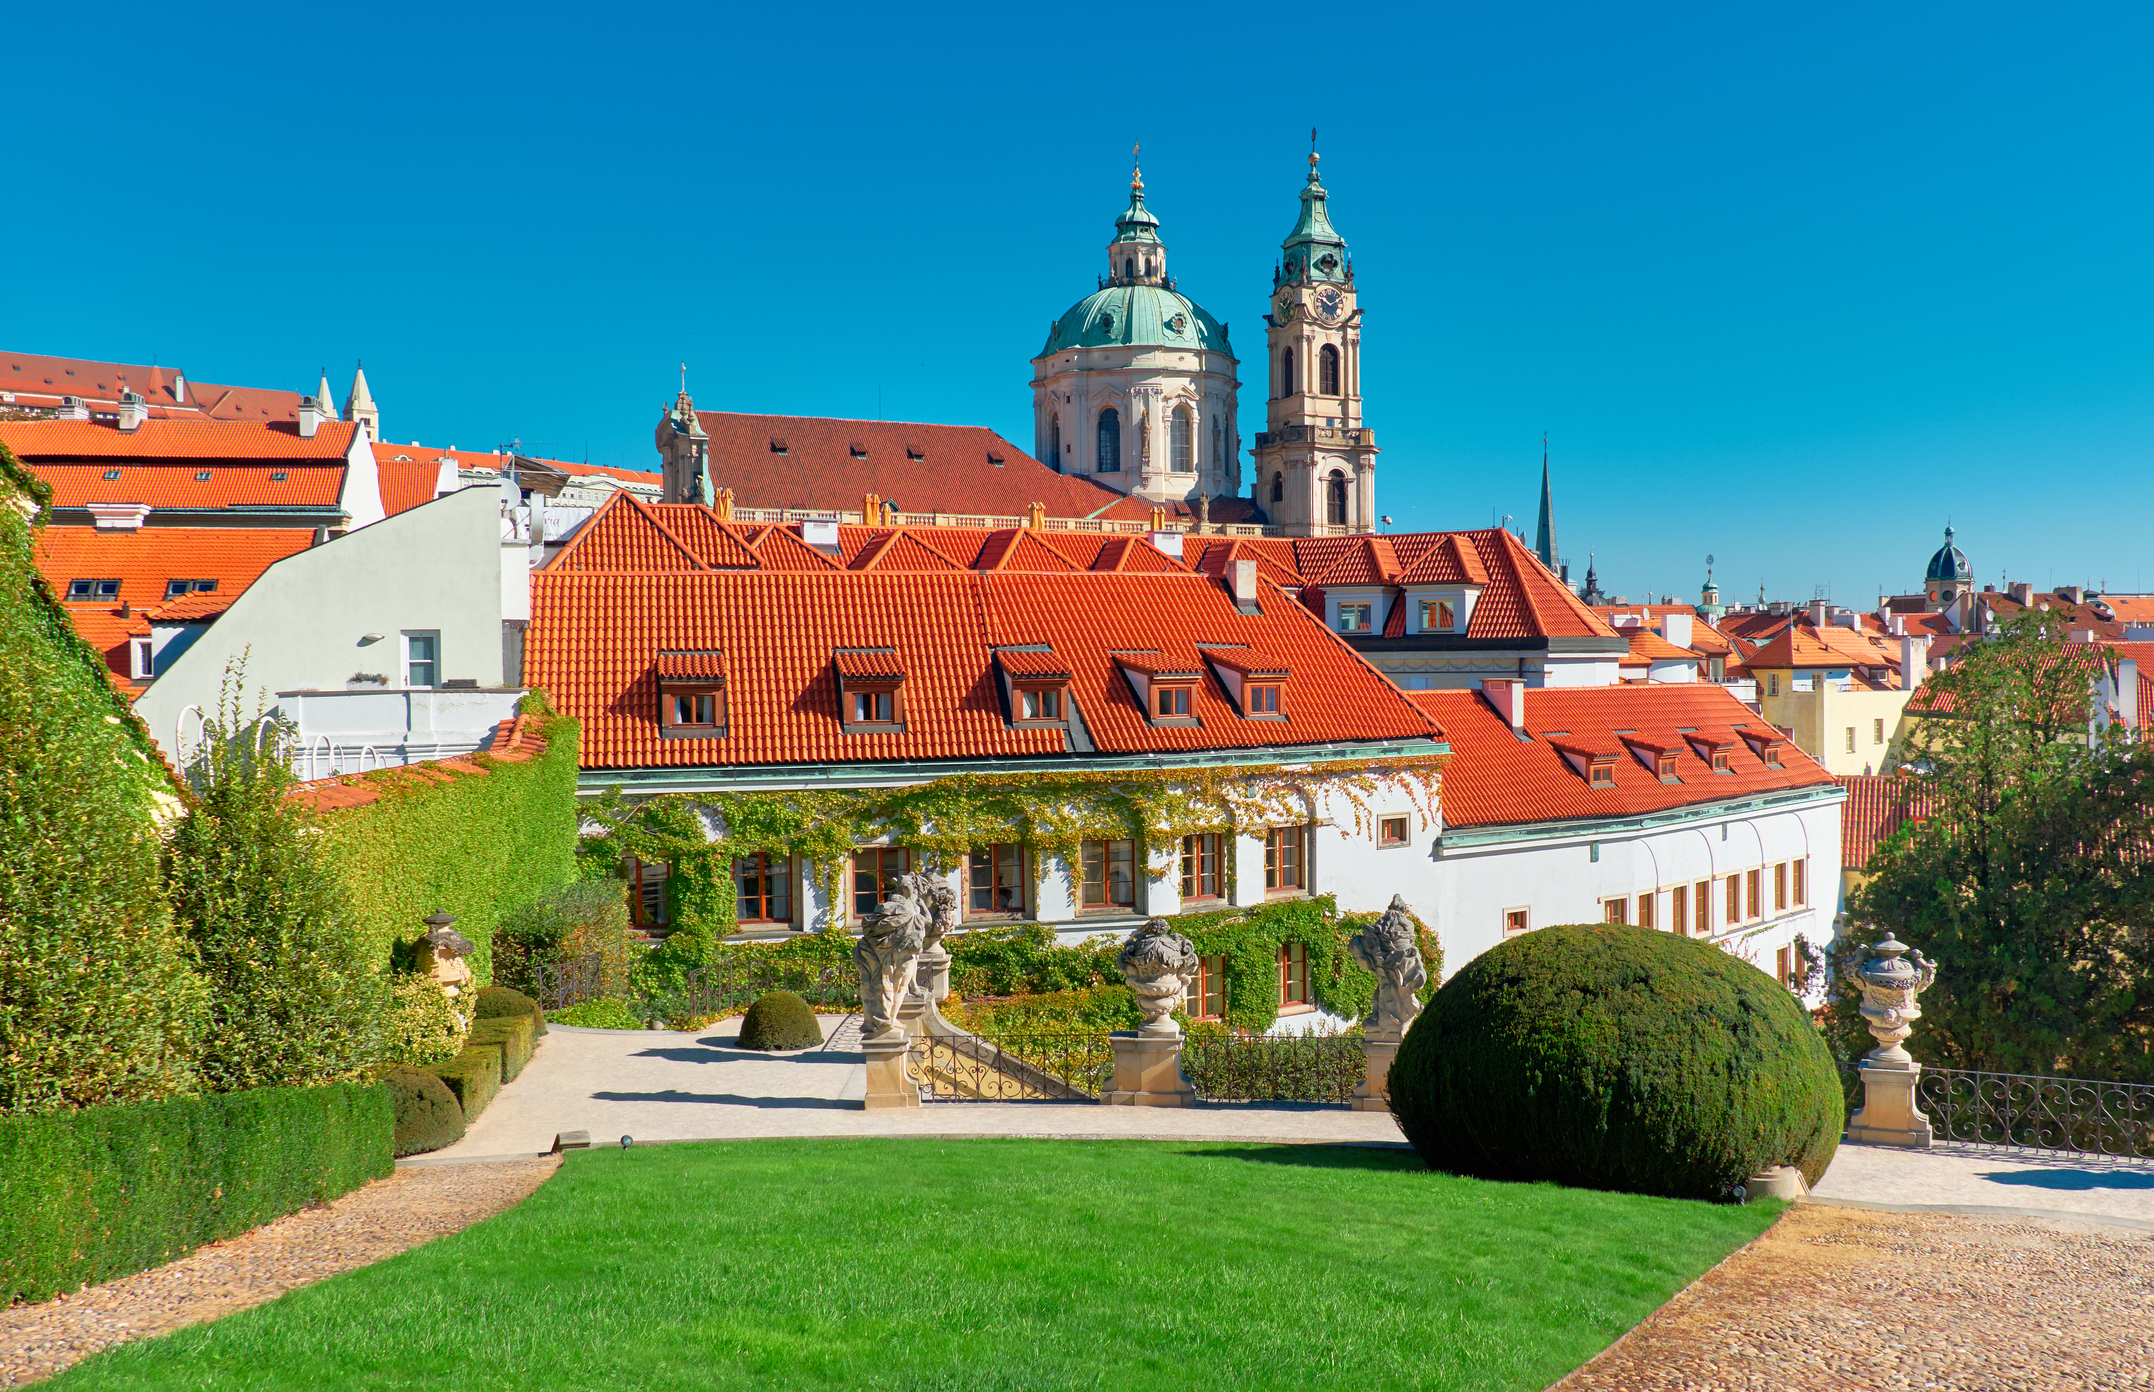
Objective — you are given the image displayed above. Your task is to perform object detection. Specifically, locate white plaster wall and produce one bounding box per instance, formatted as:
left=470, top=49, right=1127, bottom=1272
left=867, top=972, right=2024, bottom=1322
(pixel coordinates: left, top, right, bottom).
left=136, top=488, right=509, bottom=767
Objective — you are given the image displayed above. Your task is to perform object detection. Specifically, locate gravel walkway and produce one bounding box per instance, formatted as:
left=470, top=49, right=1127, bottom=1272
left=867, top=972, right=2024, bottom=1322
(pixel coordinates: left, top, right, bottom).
left=1555, top=1203, right=2154, bottom=1391
left=0, top=1157, right=559, bottom=1388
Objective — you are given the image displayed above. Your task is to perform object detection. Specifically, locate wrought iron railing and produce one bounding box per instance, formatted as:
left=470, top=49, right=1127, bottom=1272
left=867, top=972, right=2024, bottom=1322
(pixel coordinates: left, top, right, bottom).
left=1181, top=1033, right=1364, bottom=1104
left=1917, top=1066, right=2154, bottom=1161
left=912, top=1032, right=1111, bottom=1101
left=648, top=956, right=861, bottom=1024
left=524, top=953, right=603, bottom=1012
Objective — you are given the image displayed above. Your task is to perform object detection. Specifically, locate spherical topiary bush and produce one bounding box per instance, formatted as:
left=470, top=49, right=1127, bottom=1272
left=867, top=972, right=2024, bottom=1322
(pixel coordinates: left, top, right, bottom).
left=381, top=1064, right=467, bottom=1157
left=1389, top=924, right=1842, bottom=1200
left=737, top=991, right=823, bottom=1051
left=476, top=984, right=547, bottom=1036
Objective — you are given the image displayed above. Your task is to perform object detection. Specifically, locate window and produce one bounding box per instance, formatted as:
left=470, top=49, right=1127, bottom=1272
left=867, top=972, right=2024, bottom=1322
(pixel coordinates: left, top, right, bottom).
left=1775, top=862, right=1789, bottom=912
left=1727, top=872, right=1743, bottom=922
left=1279, top=941, right=1310, bottom=1008
left=1695, top=880, right=1712, bottom=935
left=193, top=470, right=211, bottom=482
left=1671, top=884, right=1688, bottom=936
left=1125, top=256, right=1135, bottom=278
left=1264, top=825, right=1307, bottom=892
left=1746, top=868, right=1762, bottom=921
left=1709, top=748, right=1730, bottom=773
left=668, top=691, right=723, bottom=728
left=1049, top=414, right=1061, bottom=468
left=1280, top=348, right=1295, bottom=396
left=1589, top=761, right=1616, bottom=788
left=132, top=639, right=154, bottom=680
left=1018, top=687, right=1063, bottom=721
left=1637, top=892, right=1656, bottom=930
left=1319, top=344, right=1341, bottom=395
left=404, top=632, right=439, bottom=688
left=1603, top=897, right=1629, bottom=925
left=1170, top=406, right=1193, bottom=472
left=1776, top=944, right=1795, bottom=989
left=1845, top=726, right=1857, bottom=754
left=851, top=690, right=896, bottom=723
left=1336, top=602, right=1372, bottom=635
left=1504, top=908, right=1530, bottom=937
left=1656, top=753, right=1680, bottom=782
left=101, top=468, right=121, bottom=481
left=1188, top=955, right=1226, bottom=1020
left=1793, top=858, right=1807, bottom=907
left=1420, top=599, right=1455, bottom=632
left=1179, top=833, right=1221, bottom=901
left=734, top=854, right=791, bottom=924
left=1080, top=838, right=1136, bottom=909
left=1247, top=684, right=1281, bottom=715
left=1378, top=815, right=1410, bottom=847
left=1874, top=718, right=1885, bottom=745
left=1211, top=418, right=1221, bottom=469
left=164, top=578, right=218, bottom=599
left=1767, top=674, right=1780, bottom=697
left=852, top=847, right=911, bottom=918
left=1326, top=471, right=1348, bottom=526
left=66, top=578, right=121, bottom=600
left=1270, top=472, right=1284, bottom=503
left=1154, top=684, right=1192, bottom=718
left=1097, top=408, right=1120, bottom=472
left=968, top=844, right=1025, bottom=916
left=270, top=470, right=288, bottom=482
left=629, top=858, right=670, bottom=926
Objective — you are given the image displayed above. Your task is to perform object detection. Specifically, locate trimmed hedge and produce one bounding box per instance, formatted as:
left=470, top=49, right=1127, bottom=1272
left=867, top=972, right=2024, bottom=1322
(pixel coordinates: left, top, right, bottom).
left=737, top=991, right=822, bottom=1051
left=381, top=1065, right=465, bottom=1157
left=476, top=983, right=548, bottom=1037
left=428, top=1045, right=503, bottom=1120
left=1390, top=924, right=1843, bottom=1201
left=0, top=1082, right=392, bottom=1304
left=469, top=1015, right=536, bottom=1082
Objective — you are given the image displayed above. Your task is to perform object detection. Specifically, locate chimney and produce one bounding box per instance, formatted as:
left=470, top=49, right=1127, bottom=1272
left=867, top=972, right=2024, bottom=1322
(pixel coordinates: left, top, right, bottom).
left=297, top=396, right=322, bottom=438
left=1901, top=634, right=1928, bottom=689
left=1149, top=529, right=1184, bottom=559
left=2120, top=659, right=2140, bottom=731
left=1481, top=678, right=1527, bottom=734
left=115, top=391, right=147, bottom=432
left=2008, top=581, right=2033, bottom=605
left=1808, top=598, right=1826, bottom=628
left=1833, top=609, right=1858, bottom=630
left=2058, top=584, right=2085, bottom=605
left=59, top=395, right=89, bottom=421
left=88, top=502, right=152, bottom=530
left=170, top=372, right=187, bottom=406
left=1659, top=611, right=1693, bottom=650
left=801, top=518, right=842, bottom=554
left=1232, top=557, right=1260, bottom=614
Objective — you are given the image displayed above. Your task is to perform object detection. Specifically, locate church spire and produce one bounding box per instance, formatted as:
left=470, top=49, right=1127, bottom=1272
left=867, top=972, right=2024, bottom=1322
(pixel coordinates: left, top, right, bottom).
left=343, top=361, right=378, bottom=441
left=1106, top=142, right=1165, bottom=285
left=1278, top=130, right=1347, bottom=286
left=1534, top=436, right=1558, bottom=573
left=316, top=370, right=340, bottom=422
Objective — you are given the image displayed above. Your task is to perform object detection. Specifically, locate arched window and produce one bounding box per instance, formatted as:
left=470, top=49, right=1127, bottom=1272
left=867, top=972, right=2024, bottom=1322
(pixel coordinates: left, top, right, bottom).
left=1326, top=471, right=1349, bottom=526
left=1049, top=414, right=1061, bottom=473
left=1170, top=406, right=1192, bottom=472
left=1097, top=408, right=1120, bottom=473
left=1319, top=344, right=1340, bottom=396
left=1280, top=349, right=1295, bottom=396
left=1124, top=256, right=1135, bottom=280
left=1270, top=472, right=1284, bottom=503
left=1211, top=418, right=1222, bottom=470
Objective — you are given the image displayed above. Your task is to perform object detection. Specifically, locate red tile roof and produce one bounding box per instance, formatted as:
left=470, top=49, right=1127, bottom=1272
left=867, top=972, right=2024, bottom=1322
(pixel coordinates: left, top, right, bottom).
left=1620, top=630, right=1699, bottom=665
left=0, top=418, right=358, bottom=462
left=529, top=567, right=1442, bottom=771
left=1590, top=604, right=1734, bottom=656
left=1746, top=621, right=1896, bottom=670
left=0, top=351, right=310, bottom=423
left=33, top=462, right=345, bottom=509
left=741, top=525, right=844, bottom=571
left=33, top=527, right=313, bottom=610
left=375, top=455, right=443, bottom=517
left=1832, top=774, right=1936, bottom=871
left=847, top=530, right=971, bottom=572
left=548, top=495, right=753, bottom=573
left=1410, top=684, right=1837, bottom=829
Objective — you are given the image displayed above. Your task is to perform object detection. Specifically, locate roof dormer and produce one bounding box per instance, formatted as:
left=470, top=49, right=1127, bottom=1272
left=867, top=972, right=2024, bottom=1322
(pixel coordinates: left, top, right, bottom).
left=1114, top=651, right=1203, bottom=728
left=656, top=649, right=728, bottom=739
left=1682, top=732, right=1735, bottom=773
left=1551, top=740, right=1620, bottom=789
left=1620, top=735, right=1683, bottom=785
left=1202, top=647, right=1290, bottom=721
left=1737, top=727, right=1787, bottom=768
left=834, top=647, right=906, bottom=733
left=995, top=647, right=1073, bottom=729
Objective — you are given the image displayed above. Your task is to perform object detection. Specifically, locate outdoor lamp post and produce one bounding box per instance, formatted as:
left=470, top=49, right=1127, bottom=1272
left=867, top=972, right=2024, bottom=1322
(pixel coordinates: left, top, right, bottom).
left=1843, top=936, right=1939, bottom=1148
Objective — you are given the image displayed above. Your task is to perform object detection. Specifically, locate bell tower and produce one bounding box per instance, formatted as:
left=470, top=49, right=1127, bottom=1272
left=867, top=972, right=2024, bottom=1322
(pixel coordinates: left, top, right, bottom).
left=1250, top=140, right=1376, bottom=536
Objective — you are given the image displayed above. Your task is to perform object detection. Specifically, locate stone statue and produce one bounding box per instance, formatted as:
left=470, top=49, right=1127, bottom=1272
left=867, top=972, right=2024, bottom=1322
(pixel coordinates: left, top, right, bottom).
left=415, top=910, right=475, bottom=1000
left=1140, top=412, right=1151, bottom=464
left=1117, top=918, right=1198, bottom=1037
left=1348, top=894, right=1427, bottom=1041
left=1841, top=936, right=1939, bottom=1062
left=907, top=871, right=963, bottom=1010
left=854, top=870, right=936, bottom=1039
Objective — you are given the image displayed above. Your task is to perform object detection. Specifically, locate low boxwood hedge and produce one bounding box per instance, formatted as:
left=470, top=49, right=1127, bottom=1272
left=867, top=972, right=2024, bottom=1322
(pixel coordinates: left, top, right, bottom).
left=0, top=1082, right=392, bottom=1304
left=475, top=983, right=546, bottom=1038
left=380, top=1065, right=466, bottom=1157
left=737, top=991, right=821, bottom=1051
left=469, top=1015, right=536, bottom=1082
left=1389, top=924, right=1843, bottom=1201
left=427, top=1045, right=503, bottom=1120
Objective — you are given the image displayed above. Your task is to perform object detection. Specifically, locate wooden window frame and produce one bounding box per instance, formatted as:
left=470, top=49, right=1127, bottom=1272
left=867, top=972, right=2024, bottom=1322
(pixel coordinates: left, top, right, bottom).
left=1245, top=683, right=1283, bottom=717
left=1153, top=683, right=1195, bottom=719
left=1746, top=868, right=1762, bottom=921
left=1602, top=896, right=1629, bottom=925
left=1588, top=759, right=1617, bottom=788
left=1014, top=684, right=1068, bottom=728
left=1774, top=862, right=1789, bottom=913
left=660, top=681, right=727, bottom=738
left=851, top=846, right=911, bottom=919
left=1080, top=837, right=1137, bottom=911
left=1793, top=857, right=1808, bottom=907
left=840, top=681, right=905, bottom=734
left=1178, top=832, right=1222, bottom=902
left=1727, top=871, right=1743, bottom=923
left=1377, top=815, right=1410, bottom=848
left=628, top=857, right=670, bottom=927
left=1188, top=954, right=1227, bottom=1021
left=1278, top=941, right=1312, bottom=1012
left=1695, top=879, right=1712, bottom=935
left=1503, top=907, right=1530, bottom=938
left=967, top=843, right=1026, bottom=918
left=1637, top=891, right=1656, bottom=930
left=1671, top=884, right=1689, bottom=936
left=733, top=853, right=792, bottom=925
left=1263, top=825, right=1309, bottom=894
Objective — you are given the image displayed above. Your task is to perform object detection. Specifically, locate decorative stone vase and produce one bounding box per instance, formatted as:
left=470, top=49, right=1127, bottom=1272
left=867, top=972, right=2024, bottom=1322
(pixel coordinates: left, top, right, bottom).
left=414, top=910, right=475, bottom=1000
left=1105, top=919, right=1197, bottom=1106
left=1842, top=936, right=1939, bottom=1148
left=1347, top=894, right=1428, bottom=1110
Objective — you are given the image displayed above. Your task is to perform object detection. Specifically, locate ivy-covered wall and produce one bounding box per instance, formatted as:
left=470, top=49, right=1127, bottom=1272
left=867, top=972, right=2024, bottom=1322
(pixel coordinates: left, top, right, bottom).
left=310, top=700, right=580, bottom=983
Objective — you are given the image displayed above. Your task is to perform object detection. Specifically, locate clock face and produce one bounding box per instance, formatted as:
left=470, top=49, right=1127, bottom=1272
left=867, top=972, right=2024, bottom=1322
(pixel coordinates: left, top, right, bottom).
left=1314, top=286, right=1346, bottom=324
left=1274, top=292, right=1295, bottom=321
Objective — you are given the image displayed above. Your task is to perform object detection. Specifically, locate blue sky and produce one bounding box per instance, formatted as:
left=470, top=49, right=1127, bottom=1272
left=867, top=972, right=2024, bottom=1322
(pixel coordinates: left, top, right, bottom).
left=11, top=2, right=2153, bottom=603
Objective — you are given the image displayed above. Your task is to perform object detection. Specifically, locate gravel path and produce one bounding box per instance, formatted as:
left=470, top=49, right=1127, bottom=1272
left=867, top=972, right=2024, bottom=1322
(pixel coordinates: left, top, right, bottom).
left=0, top=1157, right=559, bottom=1388
left=1555, top=1202, right=2154, bottom=1391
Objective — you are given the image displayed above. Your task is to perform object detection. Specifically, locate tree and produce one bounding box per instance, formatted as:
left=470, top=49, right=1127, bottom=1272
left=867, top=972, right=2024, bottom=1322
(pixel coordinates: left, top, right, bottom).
left=1842, top=610, right=2154, bottom=1081
left=0, top=447, right=204, bottom=1114
left=165, top=665, right=386, bottom=1090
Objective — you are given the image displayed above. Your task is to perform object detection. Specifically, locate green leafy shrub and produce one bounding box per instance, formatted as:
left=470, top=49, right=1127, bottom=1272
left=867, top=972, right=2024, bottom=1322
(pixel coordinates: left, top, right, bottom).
left=0, top=446, right=204, bottom=1115
left=0, top=1081, right=391, bottom=1303
left=384, top=976, right=471, bottom=1066
left=469, top=1015, right=536, bottom=1082
left=946, top=985, right=1140, bottom=1036
left=475, top=983, right=547, bottom=1037
left=164, top=670, right=386, bottom=1091
left=1390, top=924, right=1843, bottom=1201
left=949, top=923, right=1121, bottom=996
left=553, top=998, right=648, bottom=1030
left=492, top=879, right=631, bottom=1000
left=379, top=1064, right=465, bottom=1157
left=427, top=1044, right=503, bottom=1119
left=737, top=991, right=823, bottom=1051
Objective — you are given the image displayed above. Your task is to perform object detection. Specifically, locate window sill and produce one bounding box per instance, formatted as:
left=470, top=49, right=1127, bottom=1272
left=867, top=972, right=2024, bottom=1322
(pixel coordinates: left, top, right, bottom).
left=840, top=721, right=909, bottom=735
left=1243, top=712, right=1289, bottom=722
left=661, top=725, right=728, bottom=740
left=1276, top=1001, right=1317, bottom=1017
left=1146, top=716, right=1203, bottom=729
left=966, top=910, right=1028, bottom=922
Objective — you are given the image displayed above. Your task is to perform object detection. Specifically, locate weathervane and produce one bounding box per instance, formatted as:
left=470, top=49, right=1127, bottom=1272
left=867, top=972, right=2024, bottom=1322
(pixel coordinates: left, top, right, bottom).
left=1131, top=141, right=1143, bottom=192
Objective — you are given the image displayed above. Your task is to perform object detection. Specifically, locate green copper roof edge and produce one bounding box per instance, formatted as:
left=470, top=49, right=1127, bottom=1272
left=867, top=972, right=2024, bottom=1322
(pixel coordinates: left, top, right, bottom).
left=1436, top=782, right=1847, bottom=850
left=576, top=738, right=1450, bottom=797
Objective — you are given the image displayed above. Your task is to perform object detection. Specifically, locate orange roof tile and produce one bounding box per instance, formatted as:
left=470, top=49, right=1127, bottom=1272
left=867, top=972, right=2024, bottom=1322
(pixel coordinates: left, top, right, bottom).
left=1410, top=684, right=1836, bottom=829
left=847, top=530, right=970, bottom=572
left=33, top=526, right=312, bottom=610
left=741, top=525, right=844, bottom=571
left=0, top=351, right=310, bottom=423
left=646, top=504, right=761, bottom=569
left=547, top=494, right=744, bottom=573
left=33, top=462, right=345, bottom=509
left=1747, top=621, right=1896, bottom=670
left=1832, top=774, right=1935, bottom=870
left=0, top=418, right=358, bottom=462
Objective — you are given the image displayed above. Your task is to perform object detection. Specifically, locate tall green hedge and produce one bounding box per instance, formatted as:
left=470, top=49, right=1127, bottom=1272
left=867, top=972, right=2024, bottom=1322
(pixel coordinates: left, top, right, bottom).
left=0, top=443, right=204, bottom=1116
left=0, top=1081, right=392, bottom=1303
left=316, top=700, right=580, bottom=983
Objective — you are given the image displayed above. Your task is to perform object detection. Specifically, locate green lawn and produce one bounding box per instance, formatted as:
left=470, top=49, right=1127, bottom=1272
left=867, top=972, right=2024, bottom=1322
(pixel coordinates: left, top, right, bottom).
left=50, top=1139, right=1778, bottom=1392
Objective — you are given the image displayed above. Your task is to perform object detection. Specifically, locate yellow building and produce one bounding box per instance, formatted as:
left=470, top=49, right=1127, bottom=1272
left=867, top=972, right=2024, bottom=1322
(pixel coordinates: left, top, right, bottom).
left=1747, top=623, right=1915, bottom=775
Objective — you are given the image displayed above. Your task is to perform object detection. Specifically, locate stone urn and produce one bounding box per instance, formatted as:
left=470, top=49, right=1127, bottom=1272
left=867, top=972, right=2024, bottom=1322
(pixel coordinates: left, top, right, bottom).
left=1105, top=919, right=1198, bottom=1106
left=414, top=910, right=475, bottom=1000
left=1842, top=936, right=1940, bottom=1148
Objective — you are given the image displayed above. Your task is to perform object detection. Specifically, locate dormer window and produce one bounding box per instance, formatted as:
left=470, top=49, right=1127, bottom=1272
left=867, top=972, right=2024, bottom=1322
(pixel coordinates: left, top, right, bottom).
left=1336, top=602, right=1372, bottom=634
left=1420, top=599, right=1455, bottom=631
left=102, top=468, right=121, bottom=480
left=850, top=443, right=868, bottom=459
left=996, top=648, right=1072, bottom=730
left=1554, top=740, right=1618, bottom=788
left=769, top=437, right=789, bottom=453
left=1202, top=649, right=1290, bottom=722
left=1737, top=727, right=1787, bottom=768
left=906, top=446, right=925, bottom=461
left=1712, top=750, right=1730, bottom=772
left=835, top=648, right=906, bottom=733
left=1115, top=652, right=1203, bottom=727
left=1657, top=753, right=1680, bottom=782
left=1249, top=684, right=1280, bottom=713
left=270, top=471, right=288, bottom=481
left=1155, top=684, right=1193, bottom=717
left=1589, top=762, right=1616, bottom=788
left=1019, top=687, right=1062, bottom=720
left=194, top=470, right=212, bottom=482
left=656, top=649, right=728, bottom=738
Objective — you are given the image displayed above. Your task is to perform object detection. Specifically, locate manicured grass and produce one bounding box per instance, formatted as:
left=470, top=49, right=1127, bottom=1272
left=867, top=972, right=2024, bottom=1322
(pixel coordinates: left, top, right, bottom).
left=50, top=1139, right=1779, bottom=1392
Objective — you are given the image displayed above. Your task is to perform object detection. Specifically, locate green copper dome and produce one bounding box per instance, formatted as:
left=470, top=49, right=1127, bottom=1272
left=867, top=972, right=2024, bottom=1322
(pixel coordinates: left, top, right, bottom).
left=1041, top=284, right=1231, bottom=355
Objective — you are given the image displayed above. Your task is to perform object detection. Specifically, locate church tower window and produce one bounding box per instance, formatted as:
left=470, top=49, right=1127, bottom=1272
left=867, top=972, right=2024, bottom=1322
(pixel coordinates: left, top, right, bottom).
left=1271, top=473, right=1284, bottom=503
left=1170, top=407, right=1192, bottom=472
left=1124, top=256, right=1135, bottom=280
left=1319, top=345, right=1340, bottom=396
left=1097, top=408, right=1121, bottom=473
left=1050, top=414, right=1062, bottom=472
left=1211, top=418, right=1222, bottom=471
left=1326, top=471, right=1348, bottom=526
left=1280, top=350, right=1295, bottom=397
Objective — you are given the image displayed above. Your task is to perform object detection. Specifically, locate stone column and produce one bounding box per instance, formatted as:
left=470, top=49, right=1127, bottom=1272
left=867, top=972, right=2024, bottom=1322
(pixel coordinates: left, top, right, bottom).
left=1104, top=919, right=1196, bottom=1107
left=1347, top=895, right=1426, bottom=1111
left=1842, top=936, right=1939, bottom=1147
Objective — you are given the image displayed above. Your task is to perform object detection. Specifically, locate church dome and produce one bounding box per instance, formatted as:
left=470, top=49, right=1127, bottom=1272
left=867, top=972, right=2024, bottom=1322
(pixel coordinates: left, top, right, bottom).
left=1925, top=526, right=1971, bottom=583
left=1040, top=284, right=1230, bottom=355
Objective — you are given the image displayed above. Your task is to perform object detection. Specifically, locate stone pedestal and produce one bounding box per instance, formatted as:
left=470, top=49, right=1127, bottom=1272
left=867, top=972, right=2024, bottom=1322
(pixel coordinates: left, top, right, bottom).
left=860, top=1029, right=921, bottom=1110
left=1745, top=1165, right=1809, bottom=1200
left=1847, top=1057, right=1932, bottom=1148
left=899, top=946, right=951, bottom=1039
left=1103, top=1030, right=1194, bottom=1107
left=1350, top=1036, right=1400, bottom=1111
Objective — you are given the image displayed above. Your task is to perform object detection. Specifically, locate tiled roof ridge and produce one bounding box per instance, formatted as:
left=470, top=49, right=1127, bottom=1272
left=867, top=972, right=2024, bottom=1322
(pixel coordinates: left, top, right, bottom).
left=547, top=492, right=715, bottom=573
left=286, top=716, right=546, bottom=813
left=848, top=529, right=972, bottom=572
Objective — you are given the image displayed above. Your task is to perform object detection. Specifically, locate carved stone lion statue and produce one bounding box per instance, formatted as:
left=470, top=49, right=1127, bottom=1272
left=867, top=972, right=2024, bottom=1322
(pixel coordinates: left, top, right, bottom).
left=1348, top=894, right=1427, bottom=1040
left=1117, top=918, right=1199, bottom=1037
left=854, top=870, right=937, bottom=1038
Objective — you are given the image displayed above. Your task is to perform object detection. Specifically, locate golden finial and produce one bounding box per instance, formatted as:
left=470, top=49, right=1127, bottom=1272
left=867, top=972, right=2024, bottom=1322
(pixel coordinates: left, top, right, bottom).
left=1131, top=140, right=1143, bottom=193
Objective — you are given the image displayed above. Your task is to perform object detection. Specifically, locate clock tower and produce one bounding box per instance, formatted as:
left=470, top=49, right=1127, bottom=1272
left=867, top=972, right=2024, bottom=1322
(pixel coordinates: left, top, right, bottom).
left=1250, top=146, right=1376, bottom=536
